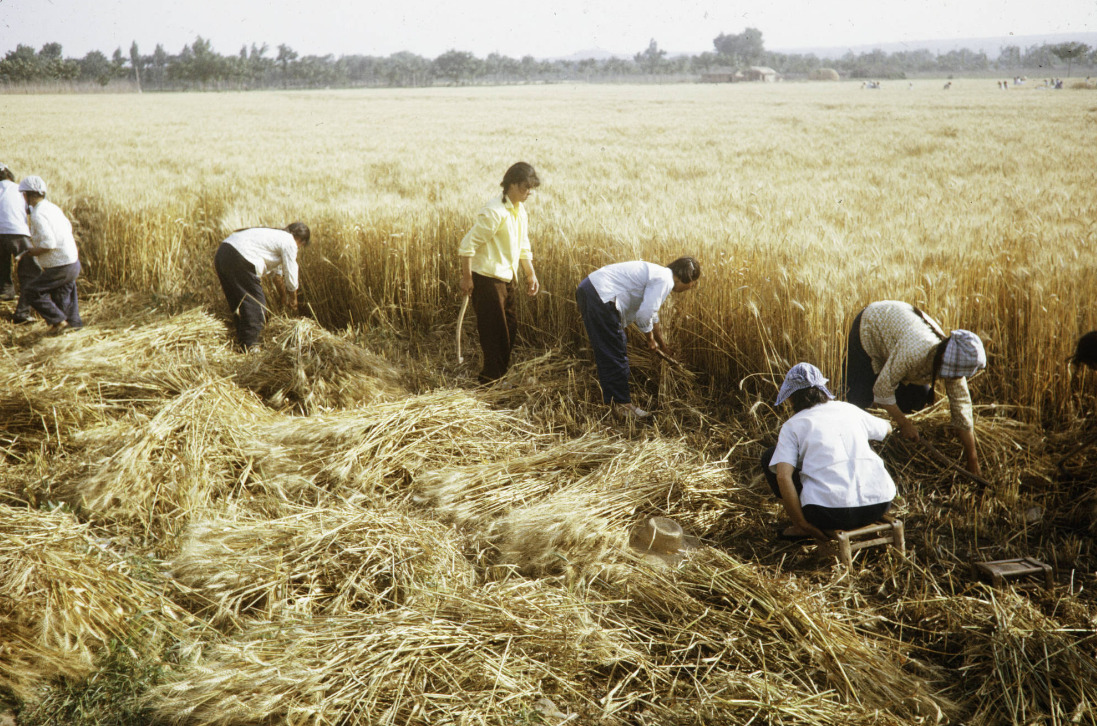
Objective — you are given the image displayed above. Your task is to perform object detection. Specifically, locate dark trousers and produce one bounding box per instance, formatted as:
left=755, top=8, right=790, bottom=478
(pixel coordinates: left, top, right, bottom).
left=0, top=234, right=29, bottom=295
left=576, top=277, right=631, bottom=404
left=215, top=243, right=266, bottom=349
left=22, top=260, right=82, bottom=327
left=471, top=272, right=517, bottom=383
left=760, top=445, right=891, bottom=531
left=844, top=309, right=932, bottom=413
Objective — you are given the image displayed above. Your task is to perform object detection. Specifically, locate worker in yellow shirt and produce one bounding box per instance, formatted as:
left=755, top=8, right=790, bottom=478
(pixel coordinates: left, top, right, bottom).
left=457, top=162, right=541, bottom=383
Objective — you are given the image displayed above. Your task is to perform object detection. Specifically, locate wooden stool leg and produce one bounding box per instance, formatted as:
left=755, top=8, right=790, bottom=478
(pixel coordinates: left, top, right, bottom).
left=837, top=534, right=852, bottom=567
left=892, top=520, right=905, bottom=555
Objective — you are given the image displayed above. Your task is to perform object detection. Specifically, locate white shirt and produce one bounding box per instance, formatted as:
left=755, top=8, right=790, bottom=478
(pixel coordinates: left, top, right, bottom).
left=769, top=401, right=896, bottom=509
left=223, top=228, right=300, bottom=291
left=587, top=261, right=674, bottom=334
left=27, top=199, right=78, bottom=269
left=0, top=179, right=30, bottom=236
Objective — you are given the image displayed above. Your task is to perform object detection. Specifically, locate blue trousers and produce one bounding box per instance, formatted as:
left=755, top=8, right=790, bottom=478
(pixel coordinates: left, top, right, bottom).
left=23, top=260, right=82, bottom=327
left=576, top=277, right=631, bottom=404
left=215, top=242, right=266, bottom=349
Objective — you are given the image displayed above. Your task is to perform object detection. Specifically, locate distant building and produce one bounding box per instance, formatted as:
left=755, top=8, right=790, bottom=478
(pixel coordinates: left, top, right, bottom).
left=700, top=66, right=782, bottom=83
left=700, top=68, right=737, bottom=83
left=745, top=66, right=781, bottom=82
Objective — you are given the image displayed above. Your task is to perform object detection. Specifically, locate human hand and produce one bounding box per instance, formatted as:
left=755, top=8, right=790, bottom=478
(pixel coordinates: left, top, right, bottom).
left=460, top=274, right=474, bottom=297
left=526, top=275, right=540, bottom=296
left=899, top=420, right=920, bottom=441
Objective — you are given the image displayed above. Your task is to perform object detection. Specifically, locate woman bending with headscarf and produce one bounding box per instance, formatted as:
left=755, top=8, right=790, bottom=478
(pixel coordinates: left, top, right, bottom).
left=845, top=300, right=986, bottom=475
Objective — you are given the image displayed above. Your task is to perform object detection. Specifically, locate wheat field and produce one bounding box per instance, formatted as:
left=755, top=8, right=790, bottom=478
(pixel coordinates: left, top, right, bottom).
left=1, top=81, right=1096, bottom=725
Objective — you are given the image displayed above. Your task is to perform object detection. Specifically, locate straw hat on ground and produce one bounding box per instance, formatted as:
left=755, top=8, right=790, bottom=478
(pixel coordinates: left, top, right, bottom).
left=629, top=516, right=701, bottom=566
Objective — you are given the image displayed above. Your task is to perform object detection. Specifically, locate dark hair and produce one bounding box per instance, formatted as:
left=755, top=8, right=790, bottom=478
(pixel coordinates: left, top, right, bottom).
left=666, top=257, right=701, bottom=284
left=501, top=162, right=540, bottom=194
left=286, top=221, right=311, bottom=246
left=0, top=168, right=13, bottom=183
left=1075, top=331, right=1097, bottom=369
left=789, top=386, right=830, bottom=413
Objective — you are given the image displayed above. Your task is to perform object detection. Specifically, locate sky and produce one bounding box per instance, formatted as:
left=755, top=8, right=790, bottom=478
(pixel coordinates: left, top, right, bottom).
left=1, top=0, right=1094, bottom=60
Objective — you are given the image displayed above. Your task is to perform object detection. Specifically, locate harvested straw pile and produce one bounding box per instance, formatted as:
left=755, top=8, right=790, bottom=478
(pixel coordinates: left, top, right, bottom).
left=893, top=588, right=1097, bottom=724
left=0, top=306, right=236, bottom=447
left=35, top=378, right=273, bottom=543
left=2, top=294, right=1097, bottom=726
left=417, top=433, right=729, bottom=575
left=235, top=318, right=405, bottom=414
left=244, top=389, right=546, bottom=505
left=145, top=579, right=632, bottom=726
left=0, top=505, right=180, bottom=702
left=169, top=504, right=476, bottom=626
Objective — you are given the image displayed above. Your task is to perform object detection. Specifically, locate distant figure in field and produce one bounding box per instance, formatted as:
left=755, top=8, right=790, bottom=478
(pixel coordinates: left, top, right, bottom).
left=17, top=176, right=82, bottom=334
left=943, top=81, right=952, bottom=90
left=844, top=301, right=986, bottom=476
left=575, top=257, right=700, bottom=419
left=1073, top=331, right=1097, bottom=371
left=214, top=222, right=310, bottom=352
left=908, top=81, right=913, bottom=90
left=0, top=162, right=31, bottom=310
left=761, top=363, right=896, bottom=542
left=457, top=162, right=541, bottom=383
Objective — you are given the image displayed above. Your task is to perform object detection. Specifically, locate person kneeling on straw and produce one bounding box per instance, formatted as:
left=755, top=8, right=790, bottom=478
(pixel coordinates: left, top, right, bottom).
left=761, top=363, right=896, bottom=543
left=575, top=257, right=699, bottom=419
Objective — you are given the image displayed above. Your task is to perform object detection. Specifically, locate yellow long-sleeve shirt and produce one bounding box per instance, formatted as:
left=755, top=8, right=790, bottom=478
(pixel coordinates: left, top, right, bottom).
left=457, top=195, right=532, bottom=282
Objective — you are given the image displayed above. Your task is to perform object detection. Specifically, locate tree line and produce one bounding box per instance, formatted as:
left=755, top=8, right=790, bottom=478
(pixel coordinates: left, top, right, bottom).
left=1, top=30, right=1094, bottom=90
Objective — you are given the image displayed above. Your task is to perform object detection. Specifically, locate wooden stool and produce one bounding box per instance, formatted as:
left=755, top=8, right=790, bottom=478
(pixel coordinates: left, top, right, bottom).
left=971, top=558, right=1054, bottom=589
left=834, top=518, right=905, bottom=567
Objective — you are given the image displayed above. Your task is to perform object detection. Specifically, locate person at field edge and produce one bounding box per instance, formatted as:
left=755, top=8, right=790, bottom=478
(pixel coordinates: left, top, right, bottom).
left=1072, top=331, right=1097, bottom=371
left=214, top=222, right=310, bottom=352
left=16, top=176, right=82, bottom=334
left=762, top=363, right=896, bottom=542
left=575, top=257, right=700, bottom=419
left=458, top=162, right=541, bottom=383
left=0, top=163, right=31, bottom=311
left=844, top=300, right=986, bottom=476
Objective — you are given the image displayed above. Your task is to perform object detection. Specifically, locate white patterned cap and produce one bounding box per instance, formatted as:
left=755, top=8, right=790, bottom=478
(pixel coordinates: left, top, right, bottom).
left=775, top=362, right=836, bottom=406
left=940, top=330, right=986, bottom=378
left=18, top=176, right=47, bottom=195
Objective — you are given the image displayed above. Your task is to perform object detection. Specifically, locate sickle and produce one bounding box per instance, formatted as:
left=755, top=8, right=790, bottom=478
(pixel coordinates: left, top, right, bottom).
left=456, top=295, right=469, bottom=364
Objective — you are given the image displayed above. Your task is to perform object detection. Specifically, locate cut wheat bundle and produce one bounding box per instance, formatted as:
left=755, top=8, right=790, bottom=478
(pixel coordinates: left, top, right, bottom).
left=169, top=504, right=476, bottom=627
left=245, top=389, right=547, bottom=505
left=145, top=579, right=634, bottom=726
left=0, top=505, right=181, bottom=702
left=235, top=317, right=405, bottom=414
left=892, top=589, right=1097, bottom=725
left=34, top=378, right=272, bottom=545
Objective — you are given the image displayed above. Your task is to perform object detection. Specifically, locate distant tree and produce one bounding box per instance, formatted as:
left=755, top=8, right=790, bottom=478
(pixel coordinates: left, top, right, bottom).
left=635, top=38, right=666, bottom=74
left=149, top=44, right=168, bottom=88
left=714, top=28, right=764, bottom=67
left=111, top=47, right=128, bottom=80
left=130, top=42, right=142, bottom=91
left=602, top=57, right=636, bottom=77
left=997, top=45, right=1021, bottom=71
left=0, top=44, right=41, bottom=82
left=276, top=44, right=298, bottom=87
left=383, top=51, right=429, bottom=87
left=432, top=49, right=481, bottom=85
left=1048, top=42, right=1090, bottom=76
left=78, top=50, right=113, bottom=85
left=1023, top=43, right=1056, bottom=71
